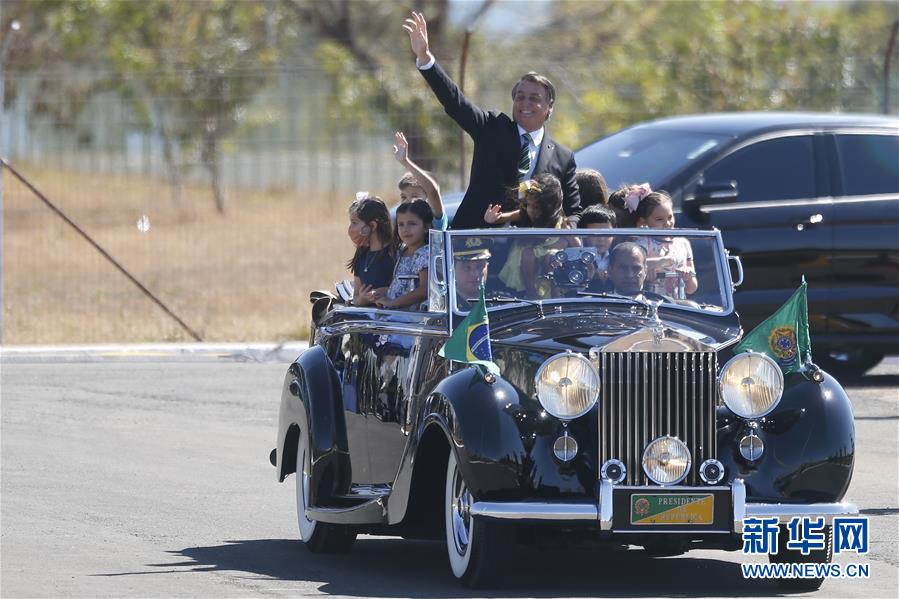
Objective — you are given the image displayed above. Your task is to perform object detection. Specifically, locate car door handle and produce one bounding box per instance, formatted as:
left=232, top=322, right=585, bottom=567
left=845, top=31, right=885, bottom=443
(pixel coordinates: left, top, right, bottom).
left=794, top=213, right=824, bottom=231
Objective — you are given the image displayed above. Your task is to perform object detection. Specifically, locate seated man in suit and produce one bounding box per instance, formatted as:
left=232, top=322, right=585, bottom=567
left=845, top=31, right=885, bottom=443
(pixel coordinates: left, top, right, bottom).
left=608, top=242, right=649, bottom=297
left=608, top=241, right=700, bottom=308
left=403, top=12, right=581, bottom=230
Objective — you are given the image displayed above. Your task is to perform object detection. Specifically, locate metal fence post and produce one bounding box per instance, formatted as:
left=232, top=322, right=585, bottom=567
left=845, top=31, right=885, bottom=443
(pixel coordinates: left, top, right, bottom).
left=0, top=10, right=18, bottom=344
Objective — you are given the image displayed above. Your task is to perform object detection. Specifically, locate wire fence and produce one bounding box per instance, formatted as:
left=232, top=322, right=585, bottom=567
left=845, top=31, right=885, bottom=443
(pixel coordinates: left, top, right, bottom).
left=2, top=64, right=896, bottom=344
left=3, top=69, right=446, bottom=196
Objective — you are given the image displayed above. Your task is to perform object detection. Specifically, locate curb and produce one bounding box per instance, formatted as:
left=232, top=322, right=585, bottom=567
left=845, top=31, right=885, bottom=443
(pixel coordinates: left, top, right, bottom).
left=0, top=342, right=310, bottom=363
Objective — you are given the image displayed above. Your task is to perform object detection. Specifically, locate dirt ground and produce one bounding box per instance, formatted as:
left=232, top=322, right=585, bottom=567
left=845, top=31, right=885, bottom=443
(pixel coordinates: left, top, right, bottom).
left=2, top=164, right=389, bottom=344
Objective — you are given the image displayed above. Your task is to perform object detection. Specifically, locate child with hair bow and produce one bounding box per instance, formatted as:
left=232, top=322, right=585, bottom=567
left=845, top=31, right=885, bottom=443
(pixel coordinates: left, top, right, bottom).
left=628, top=187, right=698, bottom=298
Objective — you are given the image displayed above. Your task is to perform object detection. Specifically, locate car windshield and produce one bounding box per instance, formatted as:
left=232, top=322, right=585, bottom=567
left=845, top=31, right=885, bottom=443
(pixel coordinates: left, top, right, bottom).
left=575, top=127, right=732, bottom=189
left=446, top=230, right=730, bottom=315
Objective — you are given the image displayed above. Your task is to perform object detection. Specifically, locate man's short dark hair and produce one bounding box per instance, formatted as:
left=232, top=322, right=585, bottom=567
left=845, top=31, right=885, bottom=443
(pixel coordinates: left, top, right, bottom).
left=512, top=72, right=556, bottom=105
left=575, top=168, right=609, bottom=208
left=578, top=204, right=617, bottom=228
left=609, top=241, right=646, bottom=267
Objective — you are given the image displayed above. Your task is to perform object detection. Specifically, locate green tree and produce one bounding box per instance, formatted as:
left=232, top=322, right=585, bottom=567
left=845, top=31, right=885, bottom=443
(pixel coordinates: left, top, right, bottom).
left=279, top=0, right=458, bottom=174
left=100, top=0, right=276, bottom=212
left=2, top=0, right=104, bottom=132
left=4, top=0, right=277, bottom=213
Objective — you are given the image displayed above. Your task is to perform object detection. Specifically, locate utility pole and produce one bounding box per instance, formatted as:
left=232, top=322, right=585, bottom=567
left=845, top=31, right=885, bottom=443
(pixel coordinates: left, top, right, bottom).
left=884, top=19, right=898, bottom=114
left=458, top=0, right=495, bottom=189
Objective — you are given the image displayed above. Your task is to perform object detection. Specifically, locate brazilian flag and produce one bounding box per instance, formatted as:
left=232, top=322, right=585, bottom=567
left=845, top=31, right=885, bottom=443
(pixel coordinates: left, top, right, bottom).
left=734, top=281, right=812, bottom=374
left=438, top=284, right=500, bottom=374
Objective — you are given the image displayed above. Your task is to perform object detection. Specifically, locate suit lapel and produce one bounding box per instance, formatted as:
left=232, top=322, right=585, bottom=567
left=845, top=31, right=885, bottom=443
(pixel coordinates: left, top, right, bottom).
left=534, top=134, right=555, bottom=175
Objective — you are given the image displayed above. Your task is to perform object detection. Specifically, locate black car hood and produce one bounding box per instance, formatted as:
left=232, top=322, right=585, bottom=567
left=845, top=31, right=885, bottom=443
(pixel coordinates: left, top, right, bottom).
left=487, top=302, right=742, bottom=354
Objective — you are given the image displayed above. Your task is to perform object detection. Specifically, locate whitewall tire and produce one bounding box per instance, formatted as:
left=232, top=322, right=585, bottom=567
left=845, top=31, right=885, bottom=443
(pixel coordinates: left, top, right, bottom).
left=293, top=428, right=356, bottom=553
left=295, top=440, right=317, bottom=542
left=444, top=449, right=511, bottom=587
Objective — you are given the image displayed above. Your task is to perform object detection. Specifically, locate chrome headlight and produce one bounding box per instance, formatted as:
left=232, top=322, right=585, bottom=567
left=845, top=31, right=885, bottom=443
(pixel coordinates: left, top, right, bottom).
left=718, top=352, right=784, bottom=419
left=642, top=436, right=691, bottom=485
left=534, top=352, right=599, bottom=420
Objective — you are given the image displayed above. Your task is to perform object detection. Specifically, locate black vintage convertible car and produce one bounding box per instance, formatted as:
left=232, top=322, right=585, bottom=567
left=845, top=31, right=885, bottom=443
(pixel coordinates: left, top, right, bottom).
left=273, top=228, right=857, bottom=590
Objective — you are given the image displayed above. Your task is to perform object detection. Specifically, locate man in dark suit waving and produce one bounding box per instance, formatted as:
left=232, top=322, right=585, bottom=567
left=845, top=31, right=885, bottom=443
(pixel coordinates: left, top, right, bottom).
left=403, top=12, right=581, bottom=230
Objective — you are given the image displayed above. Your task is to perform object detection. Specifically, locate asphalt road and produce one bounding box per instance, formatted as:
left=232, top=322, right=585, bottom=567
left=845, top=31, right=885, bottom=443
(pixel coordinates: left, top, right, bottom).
left=1, top=349, right=897, bottom=598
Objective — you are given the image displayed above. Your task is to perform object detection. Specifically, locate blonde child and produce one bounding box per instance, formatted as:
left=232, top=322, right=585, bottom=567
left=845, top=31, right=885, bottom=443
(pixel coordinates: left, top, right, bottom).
left=489, top=174, right=575, bottom=297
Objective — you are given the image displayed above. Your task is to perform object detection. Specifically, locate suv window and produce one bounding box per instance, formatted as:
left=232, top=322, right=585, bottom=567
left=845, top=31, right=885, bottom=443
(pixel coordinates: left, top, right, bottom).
left=834, top=134, right=899, bottom=196
left=703, top=135, right=816, bottom=202
left=575, top=127, right=731, bottom=190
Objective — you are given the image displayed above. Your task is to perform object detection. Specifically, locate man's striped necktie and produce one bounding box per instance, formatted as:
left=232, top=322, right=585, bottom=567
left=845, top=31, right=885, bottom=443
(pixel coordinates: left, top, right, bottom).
left=518, top=132, right=531, bottom=181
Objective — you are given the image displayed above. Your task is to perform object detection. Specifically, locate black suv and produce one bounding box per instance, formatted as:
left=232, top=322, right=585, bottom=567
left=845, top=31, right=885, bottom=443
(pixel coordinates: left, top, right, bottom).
left=575, top=112, right=898, bottom=376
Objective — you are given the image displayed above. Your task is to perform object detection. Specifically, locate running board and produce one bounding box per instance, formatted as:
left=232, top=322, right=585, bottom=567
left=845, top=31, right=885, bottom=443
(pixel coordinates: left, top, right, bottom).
left=306, top=497, right=388, bottom=525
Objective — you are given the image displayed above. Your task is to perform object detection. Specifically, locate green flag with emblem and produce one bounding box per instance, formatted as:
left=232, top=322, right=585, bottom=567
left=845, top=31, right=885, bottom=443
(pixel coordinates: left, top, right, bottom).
left=438, top=283, right=499, bottom=374
left=733, top=281, right=811, bottom=374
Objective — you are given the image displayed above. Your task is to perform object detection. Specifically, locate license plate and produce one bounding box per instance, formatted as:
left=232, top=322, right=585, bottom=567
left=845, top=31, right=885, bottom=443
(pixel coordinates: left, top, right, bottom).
left=630, top=493, right=714, bottom=525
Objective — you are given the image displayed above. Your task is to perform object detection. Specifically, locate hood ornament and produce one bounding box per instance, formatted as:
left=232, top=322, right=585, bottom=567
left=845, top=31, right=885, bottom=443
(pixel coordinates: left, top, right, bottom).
left=640, top=295, right=665, bottom=344
left=642, top=296, right=663, bottom=325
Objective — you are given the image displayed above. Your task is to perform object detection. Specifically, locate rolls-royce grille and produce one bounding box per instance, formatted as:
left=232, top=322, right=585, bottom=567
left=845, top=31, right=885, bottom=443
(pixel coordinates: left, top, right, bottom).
left=597, top=352, right=718, bottom=486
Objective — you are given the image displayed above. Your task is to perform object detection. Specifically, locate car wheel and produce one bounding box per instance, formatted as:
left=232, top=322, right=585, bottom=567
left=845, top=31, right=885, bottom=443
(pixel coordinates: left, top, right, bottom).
left=295, top=433, right=356, bottom=553
left=769, top=523, right=832, bottom=591
left=444, top=450, right=511, bottom=588
left=815, top=348, right=883, bottom=379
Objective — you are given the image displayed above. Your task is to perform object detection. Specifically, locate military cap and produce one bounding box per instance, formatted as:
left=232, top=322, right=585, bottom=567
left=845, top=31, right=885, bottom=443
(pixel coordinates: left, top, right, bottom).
left=453, top=236, right=493, bottom=261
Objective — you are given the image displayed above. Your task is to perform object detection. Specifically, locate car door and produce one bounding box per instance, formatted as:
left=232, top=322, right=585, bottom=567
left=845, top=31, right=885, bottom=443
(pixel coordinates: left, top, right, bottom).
left=327, top=329, right=373, bottom=483
left=825, top=130, right=899, bottom=341
left=362, top=231, right=451, bottom=486
left=361, top=316, right=421, bottom=484
left=682, top=133, right=833, bottom=332
left=327, top=314, right=425, bottom=486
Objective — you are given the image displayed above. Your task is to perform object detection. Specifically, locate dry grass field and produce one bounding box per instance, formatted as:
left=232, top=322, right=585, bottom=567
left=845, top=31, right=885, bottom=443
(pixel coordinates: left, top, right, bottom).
left=2, top=164, right=388, bottom=344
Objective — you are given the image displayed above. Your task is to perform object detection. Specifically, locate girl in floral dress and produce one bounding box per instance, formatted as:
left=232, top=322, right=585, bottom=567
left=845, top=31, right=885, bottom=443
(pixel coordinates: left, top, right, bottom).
left=376, top=199, right=433, bottom=310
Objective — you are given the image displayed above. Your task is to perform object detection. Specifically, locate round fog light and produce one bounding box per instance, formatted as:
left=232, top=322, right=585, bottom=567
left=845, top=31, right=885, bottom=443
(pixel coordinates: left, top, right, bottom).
left=601, top=459, right=627, bottom=484
left=739, top=432, right=764, bottom=462
left=553, top=433, right=578, bottom=462
left=699, top=459, right=725, bottom=484
left=642, top=436, right=691, bottom=485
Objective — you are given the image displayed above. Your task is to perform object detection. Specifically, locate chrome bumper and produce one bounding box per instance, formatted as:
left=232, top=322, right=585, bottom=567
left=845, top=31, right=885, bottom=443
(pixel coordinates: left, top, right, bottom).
left=470, top=479, right=858, bottom=532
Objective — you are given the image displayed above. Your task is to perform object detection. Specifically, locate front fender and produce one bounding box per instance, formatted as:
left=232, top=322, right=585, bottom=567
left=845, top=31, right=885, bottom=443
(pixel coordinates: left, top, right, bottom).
left=415, top=367, right=597, bottom=502
left=276, top=346, right=351, bottom=503
left=717, top=368, right=855, bottom=503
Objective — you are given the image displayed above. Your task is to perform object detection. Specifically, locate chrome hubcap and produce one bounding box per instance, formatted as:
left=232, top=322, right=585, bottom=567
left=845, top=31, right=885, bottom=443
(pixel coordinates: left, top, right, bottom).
left=450, top=467, right=472, bottom=555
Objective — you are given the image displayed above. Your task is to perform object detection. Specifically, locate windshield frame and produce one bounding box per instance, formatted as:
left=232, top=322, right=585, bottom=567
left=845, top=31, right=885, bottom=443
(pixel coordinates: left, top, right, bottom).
left=440, top=228, right=735, bottom=318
